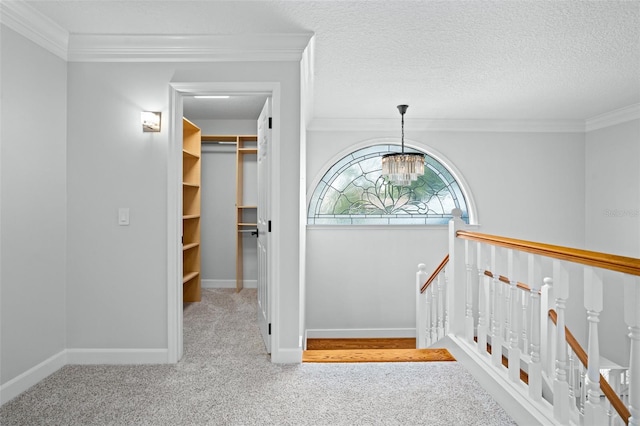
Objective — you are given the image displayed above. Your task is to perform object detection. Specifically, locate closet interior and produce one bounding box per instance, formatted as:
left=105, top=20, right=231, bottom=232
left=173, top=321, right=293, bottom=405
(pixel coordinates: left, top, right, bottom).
left=181, top=97, right=262, bottom=302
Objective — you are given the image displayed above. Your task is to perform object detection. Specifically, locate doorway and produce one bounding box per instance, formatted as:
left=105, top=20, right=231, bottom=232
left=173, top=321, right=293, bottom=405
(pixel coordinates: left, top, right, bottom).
left=168, top=82, right=281, bottom=362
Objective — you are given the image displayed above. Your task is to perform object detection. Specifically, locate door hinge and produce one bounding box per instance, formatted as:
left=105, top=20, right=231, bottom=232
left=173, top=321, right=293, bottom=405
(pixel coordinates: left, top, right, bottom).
left=268, top=323, right=272, bottom=335
left=268, top=117, right=272, bottom=129
left=268, top=220, right=272, bottom=232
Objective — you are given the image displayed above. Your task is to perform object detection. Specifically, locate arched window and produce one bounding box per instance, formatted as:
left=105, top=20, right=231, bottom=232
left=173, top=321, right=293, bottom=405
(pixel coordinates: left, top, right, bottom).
left=308, top=144, right=471, bottom=225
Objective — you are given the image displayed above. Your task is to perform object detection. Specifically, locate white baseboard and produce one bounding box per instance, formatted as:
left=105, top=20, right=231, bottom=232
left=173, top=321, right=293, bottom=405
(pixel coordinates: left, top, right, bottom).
left=202, top=279, right=257, bottom=289
left=66, top=348, right=169, bottom=365
left=1, top=348, right=171, bottom=406
left=305, top=328, right=416, bottom=339
left=1, top=350, right=66, bottom=405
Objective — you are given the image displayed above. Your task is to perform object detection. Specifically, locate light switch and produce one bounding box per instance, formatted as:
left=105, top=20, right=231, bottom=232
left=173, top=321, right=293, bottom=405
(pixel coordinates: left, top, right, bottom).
left=118, top=208, right=130, bottom=226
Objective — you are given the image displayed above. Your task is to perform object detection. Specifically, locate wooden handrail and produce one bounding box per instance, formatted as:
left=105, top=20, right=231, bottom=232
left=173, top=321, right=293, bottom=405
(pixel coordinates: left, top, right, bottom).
left=457, top=230, right=640, bottom=276
left=548, top=310, right=630, bottom=425
left=482, top=270, right=534, bottom=293
left=421, top=254, right=449, bottom=294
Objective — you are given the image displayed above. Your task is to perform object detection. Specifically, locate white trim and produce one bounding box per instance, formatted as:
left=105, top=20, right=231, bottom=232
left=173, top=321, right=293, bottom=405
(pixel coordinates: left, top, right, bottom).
left=306, top=137, right=480, bottom=225
left=305, top=328, right=416, bottom=339
left=67, top=33, right=313, bottom=62
left=66, top=349, right=169, bottom=365
left=307, top=117, right=585, bottom=133
left=269, top=87, right=283, bottom=363
left=298, top=35, right=315, bottom=363
left=270, top=347, right=303, bottom=364
left=0, top=0, right=68, bottom=60
left=167, top=86, right=183, bottom=364
left=443, top=335, right=558, bottom=425
left=202, top=279, right=257, bottom=289
left=586, top=103, right=640, bottom=131
left=0, top=2, right=311, bottom=63
left=0, top=350, right=66, bottom=405
left=168, top=82, right=283, bottom=364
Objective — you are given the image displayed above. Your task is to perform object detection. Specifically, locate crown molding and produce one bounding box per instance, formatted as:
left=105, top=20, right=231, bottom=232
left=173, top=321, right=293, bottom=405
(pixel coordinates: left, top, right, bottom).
left=0, top=1, right=311, bottom=63
left=0, top=0, right=68, bottom=60
left=586, top=103, right=640, bottom=131
left=307, top=118, right=585, bottom=133
left=67, top=33, right=313, bottom=62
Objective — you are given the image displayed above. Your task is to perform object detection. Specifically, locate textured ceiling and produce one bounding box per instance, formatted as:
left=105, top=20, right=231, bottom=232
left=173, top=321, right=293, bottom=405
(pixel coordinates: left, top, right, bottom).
left=26, top=0, right=640, bottom=121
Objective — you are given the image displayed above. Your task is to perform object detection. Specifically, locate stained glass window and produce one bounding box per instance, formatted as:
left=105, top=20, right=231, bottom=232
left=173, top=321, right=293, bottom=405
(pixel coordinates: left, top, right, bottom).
left=308, top=144, right=470, bottom=225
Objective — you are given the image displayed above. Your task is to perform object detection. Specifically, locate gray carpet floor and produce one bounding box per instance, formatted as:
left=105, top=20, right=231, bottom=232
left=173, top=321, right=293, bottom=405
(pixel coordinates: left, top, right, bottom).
left=0, top=288, right=517, bottom=425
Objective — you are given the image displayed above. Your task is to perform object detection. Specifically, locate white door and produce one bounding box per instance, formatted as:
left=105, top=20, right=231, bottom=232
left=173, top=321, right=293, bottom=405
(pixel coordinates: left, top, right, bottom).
left=257, top=98, right=271, bottom=353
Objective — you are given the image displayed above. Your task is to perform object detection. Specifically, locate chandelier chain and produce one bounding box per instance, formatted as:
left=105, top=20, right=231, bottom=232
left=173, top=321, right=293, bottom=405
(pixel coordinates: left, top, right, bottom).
left=401, top=112, right=405, bottom=153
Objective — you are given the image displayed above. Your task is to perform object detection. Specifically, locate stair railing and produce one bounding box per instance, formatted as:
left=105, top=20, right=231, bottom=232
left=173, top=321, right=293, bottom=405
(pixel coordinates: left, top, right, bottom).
left=416, top=254, right=449, bottom=347
left=416, top=208, right=640, bottom=426
left=482, top=270, right=630, bottom=425
left=548, top=309, right=631, bottom=425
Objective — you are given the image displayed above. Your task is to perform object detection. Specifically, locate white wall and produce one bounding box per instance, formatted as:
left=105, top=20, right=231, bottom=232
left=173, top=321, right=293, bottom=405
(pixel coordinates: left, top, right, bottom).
left=585, top=119, right=640, bottom=257
left=585, top=118, right=640, bottom=366
left=199, top=144, right=239, bottom=284
left=306, top=129, right=587, bottom=339
left=66, top=61, right=301, bottom=357
left=1, top=26, right=67, bottom=387
left=306, top=227, right=448, bottom=337
left=193, top=119, right=256, bottom=136
left=66, top=62, right=171, bottom=350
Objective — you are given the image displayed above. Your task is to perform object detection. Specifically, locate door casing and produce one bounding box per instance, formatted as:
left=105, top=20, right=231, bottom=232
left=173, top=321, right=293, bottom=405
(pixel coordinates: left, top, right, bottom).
left=167, top=82, right=282, bottom=362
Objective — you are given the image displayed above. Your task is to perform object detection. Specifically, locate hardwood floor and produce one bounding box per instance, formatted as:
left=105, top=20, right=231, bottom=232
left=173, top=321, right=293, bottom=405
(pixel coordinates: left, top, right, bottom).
left=306, top=338, right=416, bottom=350
left=303, top=338, right=456, bottom=363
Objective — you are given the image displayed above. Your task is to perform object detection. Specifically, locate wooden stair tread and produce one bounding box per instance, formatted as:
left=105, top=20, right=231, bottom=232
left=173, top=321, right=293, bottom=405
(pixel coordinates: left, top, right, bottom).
left=306, top=338, right=416, bottom=350
left=302, top=348, right=456, bottom=363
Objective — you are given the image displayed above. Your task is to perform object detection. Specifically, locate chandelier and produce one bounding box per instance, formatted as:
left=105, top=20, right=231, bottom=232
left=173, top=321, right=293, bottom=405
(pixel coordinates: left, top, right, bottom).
left=381, top=105, right=425, bottom=186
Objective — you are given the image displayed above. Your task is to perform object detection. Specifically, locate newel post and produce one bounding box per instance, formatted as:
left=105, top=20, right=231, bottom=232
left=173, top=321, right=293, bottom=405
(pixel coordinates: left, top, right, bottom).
left=624, top=274, right=640, bottom=426
left=448, top=208, right=466, bottom=336
left=416, top=264, right=428, bottom=349
left=583, top=267, right=605, bottom=425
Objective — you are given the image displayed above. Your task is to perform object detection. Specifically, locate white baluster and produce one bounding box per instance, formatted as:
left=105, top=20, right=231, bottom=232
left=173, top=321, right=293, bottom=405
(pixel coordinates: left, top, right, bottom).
left=528, top=268, right=542, bottom=401
left=503, top=260, right=511, bottom=343
left=624, top=274, right=640, bottom=426
left=553, top=260, right=570, bottom=424
left=477, top=243, right=489, bottom=356
left=580, top=365, right=588, bottom=420
left=507, top=250, right=521, bottom=383
left=429, top=283, right=437, bottom=345
left=567, top=350, right=580, bottom=420
left=491, top=246, right=503, bottom=368
left=465, top=240, right=475, bottom=343
left=521, top=289, right=529, bottom=358
left=443, top=269, right=449, bottom=335
left=416, top=264, right=428, bottom=349
left=525, top=254, right=541, bottom=355
left=437, top=271, right=445, bottom=340
left=584, top=266, right=605, bottom=425
left=541, top=275, right=555, bottom=377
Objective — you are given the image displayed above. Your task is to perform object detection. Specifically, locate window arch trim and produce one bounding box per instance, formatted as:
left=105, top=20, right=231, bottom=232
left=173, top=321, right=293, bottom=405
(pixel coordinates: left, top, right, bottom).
left=307, top=137, right=478, bottom=225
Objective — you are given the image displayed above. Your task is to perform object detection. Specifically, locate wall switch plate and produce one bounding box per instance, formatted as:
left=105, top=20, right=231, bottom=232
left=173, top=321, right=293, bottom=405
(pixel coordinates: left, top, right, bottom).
left=118, top=208, right=130, bottom=226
